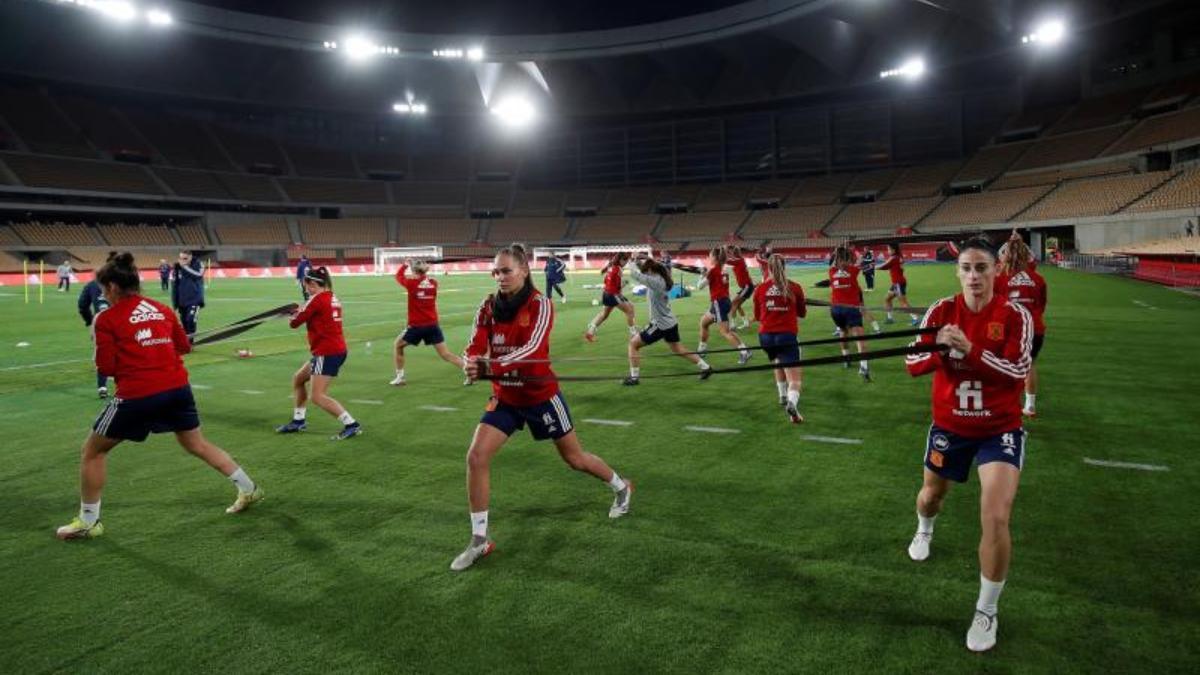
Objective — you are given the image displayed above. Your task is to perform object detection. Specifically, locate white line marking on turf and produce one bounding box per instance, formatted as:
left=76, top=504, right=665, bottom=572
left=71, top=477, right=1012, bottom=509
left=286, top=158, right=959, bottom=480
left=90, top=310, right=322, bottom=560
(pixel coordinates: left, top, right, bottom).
left=799, top=435, right=863, bottom=445
left=238, top=389, right=265, bottom=395
left=420, top=405, right=460, bottom=412
left=351, top=399, right=385, bottom=405
left=191, top=384, right=212, bottom=390
left=0, top=358, right=91, bottom=372
left=1083, top=457, right=1170, bottom=472
left=684, top=425, right=740, bottom=434
left=583, top=418, right=634, bottom=426
left=1132, top=300, right=1159, bottom=310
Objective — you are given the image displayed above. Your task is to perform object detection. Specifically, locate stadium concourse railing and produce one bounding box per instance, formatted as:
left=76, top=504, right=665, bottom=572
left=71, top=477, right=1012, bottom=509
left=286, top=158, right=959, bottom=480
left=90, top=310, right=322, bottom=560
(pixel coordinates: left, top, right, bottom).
left=1060, top=253, right=1138, bottom=275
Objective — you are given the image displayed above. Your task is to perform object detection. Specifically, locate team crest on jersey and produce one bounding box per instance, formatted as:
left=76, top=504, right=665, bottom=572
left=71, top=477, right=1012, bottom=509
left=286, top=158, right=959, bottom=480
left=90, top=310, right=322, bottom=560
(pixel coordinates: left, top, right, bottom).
left=518, top=311, right=530, bottom=327
left=493, top=333, right=506, bottom=345
left=929, top=450, right=945, bottom=468
left=987, top=322, right=1004, bottom=340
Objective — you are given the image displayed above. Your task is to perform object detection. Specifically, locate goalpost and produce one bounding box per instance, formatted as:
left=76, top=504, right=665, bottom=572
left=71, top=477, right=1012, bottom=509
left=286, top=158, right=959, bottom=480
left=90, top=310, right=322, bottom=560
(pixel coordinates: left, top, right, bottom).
left=532, top=244, right=651, bottom=271
left=373, top=246, right=444, bottom=275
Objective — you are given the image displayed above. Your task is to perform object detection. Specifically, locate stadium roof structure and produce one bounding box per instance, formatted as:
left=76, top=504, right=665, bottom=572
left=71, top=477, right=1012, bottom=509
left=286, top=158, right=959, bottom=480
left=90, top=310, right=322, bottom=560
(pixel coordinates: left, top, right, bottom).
left=0, top=0, right=1184, bottom=117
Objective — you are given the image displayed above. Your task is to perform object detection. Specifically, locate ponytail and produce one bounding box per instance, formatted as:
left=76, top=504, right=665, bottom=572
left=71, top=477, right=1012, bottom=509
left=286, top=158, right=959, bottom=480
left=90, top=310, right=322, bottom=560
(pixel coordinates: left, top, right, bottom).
left=768, top=254, right=792, bottom=303
left=96, top=251, right=140, bottom=294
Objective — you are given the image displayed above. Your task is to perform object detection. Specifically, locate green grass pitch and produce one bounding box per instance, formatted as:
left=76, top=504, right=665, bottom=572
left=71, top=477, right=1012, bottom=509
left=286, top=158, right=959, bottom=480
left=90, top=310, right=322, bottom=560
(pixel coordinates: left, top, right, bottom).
left=0, top=264, right=1197, bottom=673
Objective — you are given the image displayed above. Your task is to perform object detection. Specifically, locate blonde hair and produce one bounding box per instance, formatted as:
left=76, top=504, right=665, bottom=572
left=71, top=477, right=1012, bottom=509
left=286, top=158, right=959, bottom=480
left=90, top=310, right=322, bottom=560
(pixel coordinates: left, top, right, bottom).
left=1001, top=236, right=1031, bottom=274
left=412, top=260, right=430, bottom=275
left=768, top=254, right=793, bottom=303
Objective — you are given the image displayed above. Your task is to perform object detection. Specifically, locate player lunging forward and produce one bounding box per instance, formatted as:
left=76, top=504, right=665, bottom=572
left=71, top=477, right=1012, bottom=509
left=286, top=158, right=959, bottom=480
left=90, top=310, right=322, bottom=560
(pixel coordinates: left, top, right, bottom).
left=878, top=243, right=919, bottom=325
left=390, top=259, right=465, bottom=386
left=697, top=246, right=752, bottom=364
left=904, top=237, right=1034, bottom=653
left=585, top=252, right=637, bottom=341
left=56, top=253, right=262, bottom=540
left=453, top=243, right=633, bottom=571
left=623, top=253, right=712, bottom=385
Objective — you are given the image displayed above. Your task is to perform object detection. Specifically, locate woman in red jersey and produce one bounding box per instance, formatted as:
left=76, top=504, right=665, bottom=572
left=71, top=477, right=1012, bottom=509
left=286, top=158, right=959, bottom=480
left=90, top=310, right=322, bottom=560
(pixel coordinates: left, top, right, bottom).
left=904, top=237, right=1034, bottom=653
left=755, top=245, right=773, bottom=282
left=879, top=243, right=920, bottom=325
left=55, top=253, right=263, bottom=541
left=389, top=259, right=465, bottom=386
left=276, top=267, right=362, bottom=440
left=828, top=246, right=872, bottom=382
left=995, top=233, right=1047, bottom=417
left=752, top=254, right=807, bottom=423
left=452, top=244, right=633, bottom=572
left=584, top=251, right=637, bottom=342
left=697, top=246, right=752, bottom=363
left=725, top=244, right=756, bottom=330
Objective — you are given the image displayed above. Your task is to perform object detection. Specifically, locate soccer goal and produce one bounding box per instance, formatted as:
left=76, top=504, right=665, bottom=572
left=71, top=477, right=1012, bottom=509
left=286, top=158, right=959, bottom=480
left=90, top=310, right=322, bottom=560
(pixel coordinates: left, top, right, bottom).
left=533, top=244, right=651, bottom=271
left=373, top=246, right=444, bottom=275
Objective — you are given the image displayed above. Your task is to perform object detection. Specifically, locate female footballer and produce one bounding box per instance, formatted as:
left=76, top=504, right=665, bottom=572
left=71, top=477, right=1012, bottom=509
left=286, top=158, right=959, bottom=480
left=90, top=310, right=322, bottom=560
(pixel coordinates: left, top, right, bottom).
left=828, top=246, right=872, bottom=382
left=453, top=244, right=633, bottom=571
left=584, top=251, right=637, bottom=342
left=623, top=253, right=712, bottom=385
left=995, top=233, right=1047, bottom=417
left=276, top=267, right=362, bottom=440
left=390, top=259, right=465, bottom=386
left=697, top=246, right=752, bottom=364
left=56, top=253, right=262, bottom=540
left=752, top=254, right=807, bottom=423
left=904, top=237, right=1034, bottom=652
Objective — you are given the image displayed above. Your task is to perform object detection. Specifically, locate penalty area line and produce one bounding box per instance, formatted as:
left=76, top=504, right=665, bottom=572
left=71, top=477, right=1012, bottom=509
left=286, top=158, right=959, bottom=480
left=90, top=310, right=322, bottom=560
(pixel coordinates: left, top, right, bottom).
left=582, top=418, right=634, bottom=427
left=1083, top=457, right=1170, bottom=472
left=420, top=405, right=460, bottom=412
left=684, top=425, right=740, bottom=434
left=799, top=435, right=862, bottom=445
left=350, top=399, right=385, bottom=405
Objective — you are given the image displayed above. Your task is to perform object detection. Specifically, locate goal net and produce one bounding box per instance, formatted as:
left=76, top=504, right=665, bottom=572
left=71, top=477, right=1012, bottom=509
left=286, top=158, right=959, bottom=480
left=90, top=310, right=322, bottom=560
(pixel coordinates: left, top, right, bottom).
left=533, top=244, right=651, bottom=271
left=373, top=246, right=443, bottom=275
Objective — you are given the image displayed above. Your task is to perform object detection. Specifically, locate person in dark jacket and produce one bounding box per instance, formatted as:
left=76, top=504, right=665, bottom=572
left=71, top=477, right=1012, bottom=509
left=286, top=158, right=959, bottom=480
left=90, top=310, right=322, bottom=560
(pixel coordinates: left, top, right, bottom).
left=296, top=255, right=313, bottom=300
left=171, top=251, right=206, bottom=338
left=543, top=254, right=567, bottom=303
left=79, top=252, right=117, bottom=398
left=158, top=259, right=171, bottom=292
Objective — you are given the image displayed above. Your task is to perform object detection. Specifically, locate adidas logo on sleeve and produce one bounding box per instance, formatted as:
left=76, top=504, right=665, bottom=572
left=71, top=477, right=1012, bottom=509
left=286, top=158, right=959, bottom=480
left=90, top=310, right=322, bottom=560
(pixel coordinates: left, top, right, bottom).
left=129, top=300, right=166, bottom=324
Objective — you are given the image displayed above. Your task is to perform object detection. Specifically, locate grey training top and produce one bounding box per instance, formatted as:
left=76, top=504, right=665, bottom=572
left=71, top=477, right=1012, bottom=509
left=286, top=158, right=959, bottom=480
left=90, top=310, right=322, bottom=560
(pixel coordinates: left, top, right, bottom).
left=631, top=267, right=677, bottom=330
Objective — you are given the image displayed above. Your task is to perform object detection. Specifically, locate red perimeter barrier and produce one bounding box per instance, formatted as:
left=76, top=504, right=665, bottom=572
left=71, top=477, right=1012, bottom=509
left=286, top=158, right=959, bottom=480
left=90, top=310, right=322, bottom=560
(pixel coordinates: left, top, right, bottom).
left=1133, top=259, right=1200, bottom=287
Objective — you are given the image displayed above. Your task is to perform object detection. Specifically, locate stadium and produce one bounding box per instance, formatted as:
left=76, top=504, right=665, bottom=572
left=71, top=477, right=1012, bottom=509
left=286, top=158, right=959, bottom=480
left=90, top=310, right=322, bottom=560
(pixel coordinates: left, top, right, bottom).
left=0, top=0, right=1197, bottom=671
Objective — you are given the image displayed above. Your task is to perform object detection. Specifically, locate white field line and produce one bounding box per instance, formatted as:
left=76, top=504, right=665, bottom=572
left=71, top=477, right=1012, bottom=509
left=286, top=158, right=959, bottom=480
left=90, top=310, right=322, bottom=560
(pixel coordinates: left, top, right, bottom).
left=684, top=425, right=740, bottom=434
left=238, top=389, right=265, bottom=395
left=0, top=358, right=91, bottom=372
left=350, top=399, right=385, bottom=405
left=799, top=435, right=863, bottom=445
left=1083, top=457, right=1170, bottom=472
left=582, top=418, right=635, bottom=427
left=191, top=384, right=212, bottom=390
left=419, top=405, right=460, bottom=412
left=1132, top=300, right=1159, bottom=310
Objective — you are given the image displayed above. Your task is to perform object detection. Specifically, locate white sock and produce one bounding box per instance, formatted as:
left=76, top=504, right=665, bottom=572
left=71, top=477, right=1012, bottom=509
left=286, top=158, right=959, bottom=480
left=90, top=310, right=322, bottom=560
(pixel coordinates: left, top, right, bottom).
left=1025, top=393, right=1036, bottom=410
left=628, top=326, right=638, bottom=336
left=859, top=360, right=868, bottom=370
left=338, top=411, right=356, bottom=426
left=872, top=321, right=881, bottom=332
left=697, top=342, right=707, bottom=352
left=776, top=381, right=787, bottom=397
left=887, top=312, right=894, bottom=320
left=917, top=511, right=936, bottom=535
left=471, top=510, right=489, bottom=539
left=697, top=358, right=710, bottom=370
left=587, top=322, right=597, bottom=334
left=737, top=341, right=747, bottom=349
left=976, top=574, right=1006, bottom=615
left=228, top=467, right=255, bottom=493
left=608, top=472, right=627, bottom=492
left=629, top=367, right=640, bottom=378
left=79, top=500, right=101, bottom=526
left=395, top=368, right=405, bottom=378
left=293, top=407, right=307, bottom=421
left=786, top=389, right=800, bottom=406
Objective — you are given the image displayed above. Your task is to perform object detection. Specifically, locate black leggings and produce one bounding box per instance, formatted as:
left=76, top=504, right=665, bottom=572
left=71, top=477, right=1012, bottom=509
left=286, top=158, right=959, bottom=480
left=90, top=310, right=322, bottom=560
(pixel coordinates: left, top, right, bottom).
left=546, top=280, right=564, bottom=298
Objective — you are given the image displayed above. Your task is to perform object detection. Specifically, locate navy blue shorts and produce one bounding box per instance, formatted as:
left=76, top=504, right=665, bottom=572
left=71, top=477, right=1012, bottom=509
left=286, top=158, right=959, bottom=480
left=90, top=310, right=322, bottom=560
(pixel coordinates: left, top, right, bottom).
left=707, top=297, right=732, bottom=323
left=1032, top=333, right=1044, bottom=360
left=640, top=323, right=681, bottom=345
left=310, top=352, right=347, bottom=377
left=890, top=282, right=908, bottom=296
left=401, top=324, right=445, bottom=346
left=863, top=270, right=875, bottom=288
left=925, top=424, right=1026, bottom=483
left=480, top=392, right=574, bottom=441
left=735, top=283, right=755, bottom=302
left=602, top=292, right=628, bottom=308
left=759, top=332, right=801, bottom=364
left=92, top=385, right=200, bottom=442
left=830, top=306, right=863, bottom=330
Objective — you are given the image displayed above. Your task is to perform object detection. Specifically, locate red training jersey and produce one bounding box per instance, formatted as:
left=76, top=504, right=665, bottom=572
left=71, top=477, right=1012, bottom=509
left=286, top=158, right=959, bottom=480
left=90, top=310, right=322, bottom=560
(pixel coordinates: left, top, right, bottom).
left=728, top=256, right=753, bottom=288
left=603, top=265, right=623, bottom=295
left=879, top=254, right=907, bottom=285
left=906, top=293, right=1034, bottom=438
left=466, top=290, right=557, bottom=407
left=290, top=290, right=347, bottom=356
left=93, top=295, right=191, bottom=400
left=994, top=270, right=1047, bottom=335
left=753, top=280, right=807, bottom=335
left=395, top=264, right=440, bottom=327
left=705, top=266, right=730, bottom=301
left=828, top=265, right=863, bottom=308
left=755, top=255, right=770, bottom=281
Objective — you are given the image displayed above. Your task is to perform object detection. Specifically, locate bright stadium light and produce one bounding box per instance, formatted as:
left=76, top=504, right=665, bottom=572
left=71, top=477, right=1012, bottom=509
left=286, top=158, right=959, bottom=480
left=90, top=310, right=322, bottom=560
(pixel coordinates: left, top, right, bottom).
left=93, top=0, right=137, bottom=22
left=343, top=34, right=379, bottom=61
left=146, top=8, right=172, bottom=26
left=466, top=46, right=485, bottom=62
left=880, top=57, right=925, bottom=80
left=1023, top=19, right=1067, bottom=45
left=490, top=95, right=537, bottom=129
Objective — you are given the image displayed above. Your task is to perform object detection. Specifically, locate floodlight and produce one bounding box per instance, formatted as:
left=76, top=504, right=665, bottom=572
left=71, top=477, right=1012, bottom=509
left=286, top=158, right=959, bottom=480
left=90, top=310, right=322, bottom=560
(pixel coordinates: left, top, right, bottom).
left=467, top=46, right=485, bottom=62
left=393, top=103, right=411, bottom=113
left=1023, top=19, right=1066, bottom=46
left=490, top=95, right=537, bottom=128
left=146, top=8, right=172, bottom=26
left=880, top=57, right=925, bottom=80
left=343, top=35, right=378, bottom=61
left=94, top=0, right=137, bottom=22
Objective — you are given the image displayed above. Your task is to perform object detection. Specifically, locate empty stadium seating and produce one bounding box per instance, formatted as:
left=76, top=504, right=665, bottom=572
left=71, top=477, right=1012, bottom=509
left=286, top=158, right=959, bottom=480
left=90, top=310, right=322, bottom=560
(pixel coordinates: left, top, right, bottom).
left=56, top=95, right=153, bottom=157
left=282, top=143, right=359, bottom=179
left=990, top=161, right=1134, bottom=190
left=564, top=189, right=609, bottom=209
left=0, top=86, right=94, bottom=158
left=0, top=225, right=26, bottom=245
left=98, top=223, right=178, bottom=246
left=746, top=179, right=797, bottom=202
left=510, top=189, right=564, bottom=216
left=953, top=142, right=1030, bottom=184
left=1017, top=171, right=1175, bottom=221
left=1050, top=88, right=1148, bottom=135
left=572, top=214, right=658, bottom=242
left=213, top=220, right=293, bottom=245
left=1003, top=105, right=1069, bottom=133
left=1125, top=167, right=1200, bottom=212
left=12, top=221, right=104, bottom=246
left=693, top=182, right=750, bottom=211
left=279, top=178, right=388, bottom=204
left=123, top=109, right=233, bottom=171
left=884, top=161, right=960, bottom=199
left=604, top=186, right=661, bottom=214
left=919, top=186, right=1054, bottom=229
left=410, top=154, right=471, bottom=181
left=175, top=223, right=210, bottom=246
left=0, top=250, right=26, bottom=273
left=155, top=167, right=233, bottom=199
left=468, top=182, right=513, bottom=212
left=785, top=174, right=851, bottom=206
left=739, top=205, right=841, bottom=238
left=395, top=219, right=479, bottom=244
left=299, top=218, right=388, bottom=246
left=218, top=172, right=286, bottom=202
left=846, top=168, right=902, bottom=194
left=484, top=218, right=569, bottom=244
left=1103, top=106, right=1200, bottom=156
left=826, top=196, right=942, bottom=235
left=2, top=153, right=163, bottom=195
left=392, top=181, right=468, bottom=216
left=655, top=212, right=745, bottom=240
left=211, top=126, right=288, bottom=171
left=656, top=184, right=700, bottom=207
left=1009, top=124, right=1132, bottom=171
